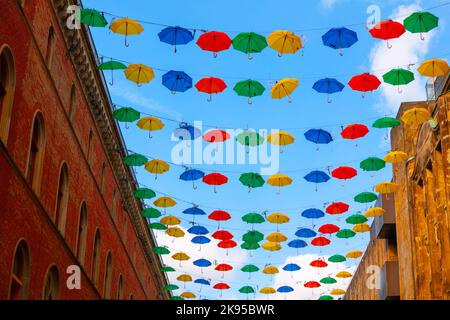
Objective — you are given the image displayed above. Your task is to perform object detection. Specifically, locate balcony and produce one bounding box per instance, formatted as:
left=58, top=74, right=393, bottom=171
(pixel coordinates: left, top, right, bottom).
left=380, top=261, right=400, bottom=300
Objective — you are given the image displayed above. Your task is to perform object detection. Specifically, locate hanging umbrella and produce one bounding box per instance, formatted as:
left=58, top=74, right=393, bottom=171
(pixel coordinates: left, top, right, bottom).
left=404, top=12, right=439, bottom=40
left=153, top=246, right=170, bottom=255
left=215, top=263, right=233, bottom=276
left=113, top=107, right=141, bottom=128
left=183, top=207, right=207, bottom=224
left=109, top=18, right=144, bottom=46
left=346, top=250, right=363, bottom=259
left=172, top=252, right=190, bottom=266
left=136, top=116, right=164, bottom=138
left=277, top=286, right=294, bottom=293
left=187, top=225, right=209, bottom=235
left=237, top=131, right=264, bottom=148
left=266, top=232, right=288, bottom=243
left=153, top=196, right=176, bottom=215
left=360, top=157, right=386, bottom=172
left=145, top=159, right=170, bottom=179
left=262, top=241, right=282, bottom=252
left=369, top=20, right=405, bottom=48
left=260, top=287, right=276, bottom=294
left=346, top=214, right=368, bottom=225
left=331, top=166, right=357, bottom=180
left=336, top=229, right=356, bottom=239
left=270, top=78, right=299, bottom=102
left=310, top=259, right=328, bottom=268
left=218, top=239, right=237, bottom=254
left=267, top=174, right=293, bottom=194
left=175, top=124, right=201, bottom=141
left=304, top=129, right=333, bottom=145
left=311, top=236, right=331, bottom=247
left=194, top=279, right=211, bottom=292
left=353, top=223, right=371, bottom=233
left=241, top=264, right=259, bottom=279
left=232, top=32, right=267, bottom=59
left=267, top=131, right=295, bottom=150
left=208, top=210, right=231, bottom=228
left=267, top=213, right=290, bottom=231
left=233, top=79, right=265, bottom=104
left=321, top=27, right=358, bottom=55
left=341, top=124, right=369, bottom=140
left=158, top=26, right=194, bottom=52
left=202, top=172, right=228, bottom=193
left=204, top=130, right=231, bottom=143
left=123, top=153, right=148, bottom=166
left=354, top=192, right=378, bottom=203
left=99, top=60, right=127, bottom=85
left=318, top=224, right=340, bottom=234
left=180, top=292, right=196, bottom=299
left=212, top=230, right=234, bottom=241
left=166, top=227, right=185, bottom=238
left=330, top=289, right=346, bottom=296
left=263, top=265, right=279, bottom=277
left=162, top=71, right=193, bottom=94
left=365, top=207, right=385, bottom=218
left=304, top=281, right=321, bottom=288
left=164, top=284, right=179, bottom=291
left=141, top=207, right=161, bottom=219
left=326, top=202, right=349, bottom=214
left=195, top=77, right=227, bottom=101
left=383, top=68, right=415, bottom=93
left=267, top=30, right=302, bottom=56
left=170, top=296, right=184, bottom=300
left=239, top=286, right=255, bottom=297
left=304, top=171, right=330, bottom=190
left=160, top=215, right=181, bottom=226
left=149, top=222, right=167, bottom=231
left=239, top=172, right=265, bottom=192
left=180, top=169, right=205, bottom=189
left=133, top=187, right=156, bottom=199
left=242, top=230, right=264, bottom=243
left=319, top=295, right=334, bottom=300
left=328, top=254, right=347, bottom=263
left=177, top=274, right=193, bottom=287
left=401, top=107, right=430, bottom=126
left=348, top=73, right=381, bottom=97
left=197, top=31, right=232, bottom=57
left=320, top=277, right=337, bottom=284
left=336, top=271, right=352, bottom=278
left=80, top=9, right=107, bottom=27
left=418, top=59, right=449, bottom=78
left=160, top=266, right=176, bottom=272
left=241, top=241, right=260, bottom=252
left=124, top=64, right=154, bottom=86
left=301, top=208, right=325, bottom=219
left=242, top=212, right=265, bottom=225
left=312, top=78, right=345, bottom=103
left=384, top=151, right=408, bottom=163
left=283, top=264, right=301, bottom=279
left=375, top=182, right=399, bottom=194
left=213, top=283, right=230, bottom=297
left=193, top=259, right=212, bottom=268
left=373, top=117, right=401, bottom=129
left=288, top=239, right=308, bottom=254
left=295, top=228, right=317, bottom=238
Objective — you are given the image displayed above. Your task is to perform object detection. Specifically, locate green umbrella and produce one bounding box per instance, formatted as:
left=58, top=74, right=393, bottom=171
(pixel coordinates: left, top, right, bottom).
left=170, top=296, right=184, bottom=300
left=241, top=241, right=260, bottom=250
left=160, top=266, right=176, bottom=272
left=233, top=79, right=266, bottom=104
left=237, top=131, right=264, bottom=147
left=354, top=192, right=378, bottom=203
left=239, top=285, right=255, bottom=297
left=123, top=153, right=148, bottom=166
left=328, top=254, right=347, bottom=263
left=133, top=188, right=156, bottom=199
left=346, top=214, right=368, bottom=225
left=372, top=117, right=401, bottom=129
left=239, top=172, right=265, bottom=191
left=141, top=207, right=162, bottom=219
left=149, top=222, right=167, bottom=230
left=98, top=60, right=127, bottom=85
left=404, top=12, right=438, bottom=39
left=320, top=277, right=337, bottom=284
left=318, top=295, right=334, bottom=300
left=232, top=32, right=268, bottom=59
left=241, top=264, right=259, bottom=279
left=360, top=157, right=386, bottom=172
left=336, top=229, right=356, bottom=239
left=112, top=107, right=141, bottom=128
left=164, top=284, right=179, bottom=291
left=241, top=213, right=265, bottom=229
left=80, top=9, right=108, bottom=28
left=242, top=230, right=264, bottom=243
left=383, top=68, right=415, bottom=93
left=153, top=246, right=170, bottom=255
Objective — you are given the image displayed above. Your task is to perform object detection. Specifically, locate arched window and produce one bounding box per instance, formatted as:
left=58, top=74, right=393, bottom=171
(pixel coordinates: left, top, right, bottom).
left=87, top=129, right=93, bottom=165
left=17, top=0, right=25, bottom=8
left=0, top=45, right=16, bottom=145
left=92, top=229, right=101, bottom=286
left=117, top=274, right=123, bottom=299
left=26, top=112, right=45, bottom=194
left=69, top=84, right=76, bottom=122
left=111, top=190, right=117, bottom=221
left=42, top=265, right=59, bottom=300
left=45, top=26, right=56, bottom=67
left=54, top=163, right=69, bottom=235
left=100, top=162, right=106, bottom=194
left=76, top=202, right=88, bottom=265
left=122, top=214, right=127, bottom=242
left=103, top=252, right=112, bottom=298
left=8, top=240, right=30, bottom=300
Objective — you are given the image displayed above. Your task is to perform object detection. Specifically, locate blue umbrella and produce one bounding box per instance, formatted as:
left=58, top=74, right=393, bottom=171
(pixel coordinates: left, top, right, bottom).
left=313, top=78, right=345, bottom=102
left=162, top=71, right=193, bottom=93
left=295, top=228, right=317, bottom=238
left=301, top=208, right=325, bottom=219
left=193, top=259, right=212, bottom=268
left=283, top=263, right=301, bottom=272
left=304, top=171, right=330, bottom=187
left=304, top=129, right=333, bottom=145
left=322, top=27, right=358, bottom=55
left=288, top=239, right=308, bottom=254
left=174, top=124, right=201, bottom=141
left=188, top=225, right=209, bottom=235
left=194, top=279, right=211, bottom=286
left=158, top=26, right=194, bottom=52
left=180, top=169, right=205, bottom=189
left=277, top=286, right=294, bottom=293
left=191, top=235, right=211, bottom=246
left=183, top=206, right=207, bottom=223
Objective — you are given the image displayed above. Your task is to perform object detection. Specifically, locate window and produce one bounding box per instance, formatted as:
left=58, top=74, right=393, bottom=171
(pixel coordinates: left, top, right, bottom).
left=45, top=26, right=56, bottom=67
left=54, top=163, right=69, bottom=235
left=117, top=274, right=123, bottom=299
left=8, top=240, right=30, bottom=300
left=122, top=214, right=127, bottom=242
left=100, top=162, right=106, bottom=194
left=76, top=202, right=88, bottom=265
left=0, top=45, right=16, bottom=145
left=103, top=252, right=112, bottom=298
left=18, top=0, right=25, bottom=8
left=92, top=229, right=101, bottom=286
left=87, top=130, right=93, bottom=165
left=111, top=190, right=117, bottom=220
left=69, top=84, right=76, bottom=122
left=26, top=112, right=45, bottom=194
left=42, top=265, right=59, bottom=300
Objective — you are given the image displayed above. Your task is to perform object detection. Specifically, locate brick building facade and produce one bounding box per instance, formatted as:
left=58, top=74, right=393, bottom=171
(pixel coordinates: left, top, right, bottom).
left=0, top=0, right=168, bottom=299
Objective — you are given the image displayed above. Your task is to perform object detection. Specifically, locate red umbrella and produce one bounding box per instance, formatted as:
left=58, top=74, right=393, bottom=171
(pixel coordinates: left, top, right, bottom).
left=203, top=172, right=228, bottom=193
left=326, top=202, right=349, bottom=214
left=203, top=130, right=230, bottom=143
left=318, top=224, right=340, bottom=234
left=195, top=77, right=227, bottom=101
left=208, top=210, right=231, bottom=228
left=218, top=239, right=237, bottom=249
left=310, top=259, right=328, bottom=268
left=311, top=236, right=331, bottom=246
left=331, top=166, right=357, bottom=180
left=213, top=282, right=230, bottom=296
left=215, top=263, right=233, bottom=272
left=212, top=230, right=234, bottom=241
left=348, top=73, right=381, bottom=97
left=197, top=31, right=232, bottom=57
left=304, top=281, right=321, bottom=288
left=369, top=20, right=405, bottom=48
left=340, top=124, right=369, bottom=140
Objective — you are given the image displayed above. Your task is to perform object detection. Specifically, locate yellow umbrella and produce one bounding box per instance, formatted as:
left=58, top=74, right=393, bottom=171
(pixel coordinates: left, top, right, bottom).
left=260, top=287, right=276, bottom=294
left=124, top=64, right=155, bottom=86
left=154, top=196, right=177, bottom=214
left=180, top=292, right=196, bottom=299
left=375, top=182, right=399, bottom=194
left=418, top=59, right=449, bottom=78
left=267, top=174, right=293, bottom=194
left=266, top=232, right=288, bottom=243
left=270, top=78, right=299, bottom=103
left=336, top=271, right=352, bottom=278
left=166, top=227, right=185, bottom=238
left=177, top=274, right=193, bottom=282
left=145, top=159, right=170, bottom=179
left=136, top=116, right=165, bottom=138
left=109, top=18, right=144, bottom=46
left=172, top=252, right=190, bottom=266
left=262, top=265, right=279, bottom=276
left=267, top=131, right=295, bottom=152
left=267, top=213, right=290, bottom=224
left=401, top=108, right=430, bottom=126
left=353, top=223, right=371, bottom=233
left=330, top=288, right=346, bottom=296
left=160, top=215, right=181, bottom=226
left=267, top=30, right=302, bottom=56
left=262, top=241, right=282, bottom=252
left=346, top=250, right=363, bottom=259
left=384, top=151, right=408, bottom=164
left=364, top=207, right=385, bottom=218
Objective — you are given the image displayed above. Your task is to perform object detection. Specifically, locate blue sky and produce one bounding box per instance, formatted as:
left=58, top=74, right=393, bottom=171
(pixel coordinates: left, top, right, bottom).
left=83, top=0, right=450, bottom=299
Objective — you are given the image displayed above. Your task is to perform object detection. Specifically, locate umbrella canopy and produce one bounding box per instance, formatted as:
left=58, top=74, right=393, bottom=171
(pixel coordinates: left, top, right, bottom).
left=99, top=61, right=128, bottom=85
left=267, top=213, right=290, bottom=224
left=233, top=79, right=265, bottom=104
left=241, top=264, right=259, bottom=273
left=212, top=230, right=234, bottom=241
left=330, top=289, right=346, bottom=295
left=195, top=279, right=211, bottom=286
left=164, top=284, right=179, bottom=291
left=313, top=78, right=345, bottom=102
left=304, top=129, right=333, bottom=145
left=283, top=263, right=301, bottom=272
left=195, top=77, right=227, bottom=101
left=383, top=68, right=415, bottom=92
left=209, top=210, right=231, bottom=222
left=123, top=153, right=148, bottom=166
left=278, top=286, right=294, bottom=293
left=346, top=250, right=363, bottom=259
left=193, top=259, right=212, bottom=268
left=203, top=173, right=228, bottom=193
left=322, top=27, right=358, bottom=55
left=141, top=207, right=161, bottom=219
left=336, top=271, right=352, bottom=278
left=162, top=71, right=193, bottom=93
left=153, top=246, right=170, bottom=255
left=197, top=31, right=232, bottom=57
left=336, top=229, right=356, bottom=239
left=295, top=228, right=317, bottom=238
left=113, top=107, right=141, bottom=125
left=375, top=182, right=399, bottom=194
left=262, top=241, right=282, bottom=252
left=266, top=232, right=288, bottom=243
left=384, top=151, right=408, bottom=163
left=404, top=12, right=439, bottom=39
left=242, top=212, right=265, bottom=224
left=260, top=287, right=276, bottom=294
left=288, top=239, right=308, bottom=249
left=401, top=107, right=430, bottom=126
left=242, top=230, right=264, bottom=243
left=124, top=64, right=154, bottom=86
left=191, top=235, right=210, bottom=244
left=353, top=223, right=371, bottom=233
left=239, top=172, right=265, bottom=190
left=320, top=277, right=337, bottom=284
left=318, top=224, right=340, bottom=234
left=348, top=73, right=381, bottom=94
left=267, top=30, right=302, bottom=56
left=136, top=116, right=164, bottom=138
left=310, top=259, right=328, bottom=268
left=109, top=18, right=144, bottom=46
left=241, top=241, right=260, bottom=250
left=232, top=32, right=267, bottom=59
left=218, top=239, right=237, bottom=249
left=328, top=254, right=347, bottom=263
left=177, top=274, right=193, bottom=282
left=183, top=207, right=207, bottom=217
left=187, top=225, right=209, bottom=235
left=341, top=124, right=369, bottom=140
left=203, top=130, right=230, bottom=143
left=161, top=266, right=176, bottom=272
left=346, top=214, right=368, bottom=225
left=180, top=292, right=196, bottom=299
left=370, top=20, right=405, bottom=48
left=172, top=252, right=190, bottom=261
left=354, top=192, right=378, bottom=203
left=270, top=78, right=299, bottom=102
left=213, top=283, right=230, bottom=290
left=158, top=26, right=194, bottom=52
left=153, top=196, right=177, bottom=208
left=311, top=236, right=331, bottom=247
left=166, top=227, right=185, bottom=238
left=149, top=222, right=167, bottom=230
left=304, top=171, right=330, bottom=184
left=173, top=124, right=201, bottom=141
left=215, top=263, right=233, bottom=272
left=267, top=174, right=293, bottom=190
left=332, top=166, right=357, bottom=180
left=326, top=202, right=350, bottom=214
left=418, top=59, right=449, bottom=78
left=237, top=131, right=264, bottom=146
left=145, top=159, right=170, bottom=178
left=180, top=169, right=205, bottom=189
left=319, top=295, right=334, bottom=300
left=304, top=281, right=321, bottom=288
left=365, top=207, right=386, bottom=218
left=267, top=131, right=295, bottom=147
left=239, top=286, right=255, bottom=294
left=301, top=208, right=325, bottom=219
left=160, top=215, right=181, bottom=226
left=360, top=157, right=386, bottom=172
left=80, top=9, right=108, bottom=27
left=263, top=265, right=279, bottom=275
left=372, top=117, right=401, bottom=129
